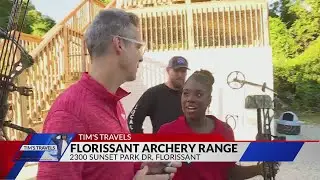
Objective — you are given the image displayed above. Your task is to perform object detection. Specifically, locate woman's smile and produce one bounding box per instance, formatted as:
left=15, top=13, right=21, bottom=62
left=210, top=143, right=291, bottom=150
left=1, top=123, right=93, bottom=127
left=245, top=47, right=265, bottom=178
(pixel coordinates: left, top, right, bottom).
left=185, top=105, right=198, bottom=113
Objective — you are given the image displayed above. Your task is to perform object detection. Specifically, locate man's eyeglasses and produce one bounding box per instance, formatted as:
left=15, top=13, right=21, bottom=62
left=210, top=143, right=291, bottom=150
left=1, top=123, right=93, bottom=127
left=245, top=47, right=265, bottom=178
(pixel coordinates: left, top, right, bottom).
left=112, top=35, right=146, bottom=55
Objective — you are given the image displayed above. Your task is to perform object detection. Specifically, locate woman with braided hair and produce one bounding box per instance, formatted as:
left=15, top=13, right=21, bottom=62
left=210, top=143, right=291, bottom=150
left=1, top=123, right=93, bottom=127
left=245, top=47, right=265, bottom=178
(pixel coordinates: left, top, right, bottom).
left=157, top=69, right=279, bottom=180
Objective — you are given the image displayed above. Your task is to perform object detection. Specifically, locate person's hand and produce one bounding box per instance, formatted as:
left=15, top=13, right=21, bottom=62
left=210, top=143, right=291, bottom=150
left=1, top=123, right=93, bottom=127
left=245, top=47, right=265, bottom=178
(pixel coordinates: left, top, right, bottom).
left=255, top=133, right=270, bottom=141
left=258, top=162, right=280, bottom=177
left=133, top=165, right=174, bottom=180
left=0, top=130, right=6, bottom=141
left=141, top=161, right=182, bottom=175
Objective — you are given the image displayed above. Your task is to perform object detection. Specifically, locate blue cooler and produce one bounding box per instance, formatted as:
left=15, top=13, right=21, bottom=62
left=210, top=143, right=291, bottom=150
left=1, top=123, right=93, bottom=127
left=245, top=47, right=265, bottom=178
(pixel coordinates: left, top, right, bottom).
left=275, top=111, right=303, bottom=140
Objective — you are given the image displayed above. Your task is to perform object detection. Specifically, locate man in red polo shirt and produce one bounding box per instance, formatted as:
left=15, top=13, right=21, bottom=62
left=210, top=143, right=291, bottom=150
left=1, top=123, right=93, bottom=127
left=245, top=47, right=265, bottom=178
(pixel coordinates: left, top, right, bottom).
left=37, top=9, right=181, bottom=180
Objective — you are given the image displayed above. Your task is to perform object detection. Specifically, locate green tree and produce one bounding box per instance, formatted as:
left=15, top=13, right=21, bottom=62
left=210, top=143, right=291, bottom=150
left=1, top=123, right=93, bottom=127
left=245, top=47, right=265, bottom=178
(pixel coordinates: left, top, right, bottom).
left=0, top=0, right=55, bottom=36
left=0, top=0, right=12, bottom=29
left=270, top=0, right=320, bottom=114
left=25, top=10, right=55, bottom=36
left=269, top=0, right=297, bottom=28
left=269, top=16, right=298, bottom=64
left=279, top=0, right=297, bottom=28
left=288, top=0, right=320, bottom=51
left=100, top=0, right=111, bottom=4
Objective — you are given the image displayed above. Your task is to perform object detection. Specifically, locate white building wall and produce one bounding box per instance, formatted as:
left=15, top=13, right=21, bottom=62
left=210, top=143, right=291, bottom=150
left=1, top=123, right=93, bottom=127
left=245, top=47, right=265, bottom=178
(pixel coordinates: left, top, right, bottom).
left=143, top=47, right=274, bottom=140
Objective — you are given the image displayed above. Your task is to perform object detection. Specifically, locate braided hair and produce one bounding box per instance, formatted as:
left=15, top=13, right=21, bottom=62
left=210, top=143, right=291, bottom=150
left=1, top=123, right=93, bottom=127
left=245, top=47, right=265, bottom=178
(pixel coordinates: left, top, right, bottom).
left=186, top=69, right=215, bottom=93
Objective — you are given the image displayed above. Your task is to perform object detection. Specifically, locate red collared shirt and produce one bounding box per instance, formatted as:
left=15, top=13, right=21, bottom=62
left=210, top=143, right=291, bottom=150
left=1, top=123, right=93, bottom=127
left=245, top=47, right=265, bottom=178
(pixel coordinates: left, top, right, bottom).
left=158, top=115, right=236, bottom=180
left=37, top=72, right=134, bottom=180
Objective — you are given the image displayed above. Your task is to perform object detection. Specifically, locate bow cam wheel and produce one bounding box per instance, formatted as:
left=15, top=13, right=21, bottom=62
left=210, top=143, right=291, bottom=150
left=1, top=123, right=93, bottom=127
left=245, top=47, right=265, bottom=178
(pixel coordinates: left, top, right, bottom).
left=227, top=71, right=246, bottom=89
left=225, top=114, right=237, bottom=130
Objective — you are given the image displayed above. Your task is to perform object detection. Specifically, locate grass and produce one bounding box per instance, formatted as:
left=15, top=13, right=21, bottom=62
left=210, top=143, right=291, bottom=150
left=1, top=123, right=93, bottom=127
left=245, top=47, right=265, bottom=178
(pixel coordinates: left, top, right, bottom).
left=299, top=112, right=320, bottom=125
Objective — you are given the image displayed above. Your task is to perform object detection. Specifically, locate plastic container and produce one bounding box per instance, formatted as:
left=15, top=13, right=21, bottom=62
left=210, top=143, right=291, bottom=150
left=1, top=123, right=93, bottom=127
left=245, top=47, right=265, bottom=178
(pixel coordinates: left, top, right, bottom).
left=275, top=111, right=303, bottom=140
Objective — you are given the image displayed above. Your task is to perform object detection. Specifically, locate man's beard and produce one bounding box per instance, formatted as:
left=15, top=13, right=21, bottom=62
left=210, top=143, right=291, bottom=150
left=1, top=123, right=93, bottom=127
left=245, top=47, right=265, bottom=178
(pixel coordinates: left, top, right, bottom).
left=172, top=80, right=184, bottom=90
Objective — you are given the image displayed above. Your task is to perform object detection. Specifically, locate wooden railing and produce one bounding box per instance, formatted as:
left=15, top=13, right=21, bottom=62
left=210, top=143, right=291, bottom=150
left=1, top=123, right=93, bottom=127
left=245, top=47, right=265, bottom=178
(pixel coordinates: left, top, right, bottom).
left=0, top=32, right=41, bottom=56
left=139, top=57, right=167, bottom=88
left=59, top=0, right=107, bottom=33
left=128, top=0, right=269, bottom=51
left=17, top=32, right=42, bottom=52
left=5, top=0, right=113, bottom=140
left=117, top=0, right=267, bottom=9
left=117, top=0, right=184, bottom=9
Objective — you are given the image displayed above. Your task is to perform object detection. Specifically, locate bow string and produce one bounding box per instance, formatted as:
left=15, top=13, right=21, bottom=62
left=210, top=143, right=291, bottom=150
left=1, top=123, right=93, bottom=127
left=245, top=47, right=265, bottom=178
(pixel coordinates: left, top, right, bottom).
left=0, top=0, right=35, bottom=140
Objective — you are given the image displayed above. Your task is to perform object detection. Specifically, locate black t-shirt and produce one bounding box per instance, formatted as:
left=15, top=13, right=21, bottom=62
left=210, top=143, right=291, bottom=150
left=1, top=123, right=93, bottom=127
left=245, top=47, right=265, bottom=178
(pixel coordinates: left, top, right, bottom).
left=128, top=83, right=183, bottom=133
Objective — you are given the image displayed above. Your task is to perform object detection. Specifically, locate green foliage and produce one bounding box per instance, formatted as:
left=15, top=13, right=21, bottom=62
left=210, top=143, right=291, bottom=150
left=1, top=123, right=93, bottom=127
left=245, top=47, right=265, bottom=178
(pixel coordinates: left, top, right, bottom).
left=294, top=81, right=320, bottom=113
left=25, top=10, right=56, bottom=36
left=289, top=0, right=320, bottom=51
left=0, top=0, right=55, bottom=36
left=0, top=0, right=13, bottom=29
left=99, top=0, right=111, bottom=4
left=274, top=64, right=320, bottom=114
left=270, top=0, right=320, bottom=115
left=269, top=17, right=298, bottom=63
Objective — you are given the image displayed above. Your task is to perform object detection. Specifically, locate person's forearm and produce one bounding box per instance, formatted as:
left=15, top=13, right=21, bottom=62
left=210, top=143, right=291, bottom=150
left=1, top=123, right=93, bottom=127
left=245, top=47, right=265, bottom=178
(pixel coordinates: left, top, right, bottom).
left=128, top=114, right=145, bottom=133
left=229, top=164, right=262, bottom=180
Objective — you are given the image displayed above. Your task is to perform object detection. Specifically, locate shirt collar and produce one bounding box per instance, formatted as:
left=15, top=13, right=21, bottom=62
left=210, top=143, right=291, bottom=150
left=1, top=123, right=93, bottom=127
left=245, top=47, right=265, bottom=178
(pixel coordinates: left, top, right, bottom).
left=79, top=72, right=130, bottom=102
left=177, top=115, right=218, bottom=132
left=177, top=115, right=226, bottom=140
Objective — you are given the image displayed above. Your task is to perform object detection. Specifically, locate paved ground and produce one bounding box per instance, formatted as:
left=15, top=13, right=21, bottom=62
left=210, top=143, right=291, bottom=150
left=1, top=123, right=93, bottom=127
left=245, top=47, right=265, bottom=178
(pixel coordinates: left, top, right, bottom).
left=246, top=124, right=320, bottom=180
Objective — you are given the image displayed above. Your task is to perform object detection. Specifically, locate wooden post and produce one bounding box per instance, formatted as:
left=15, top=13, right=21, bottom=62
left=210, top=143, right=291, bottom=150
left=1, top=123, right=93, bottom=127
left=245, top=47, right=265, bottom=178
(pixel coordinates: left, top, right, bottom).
left=16, top=72, right=29, bottom=140
left=185, top=0, right=194, bottom=49
left=63, top=27, right=70, bottom=83
left=14, top=45, right=29, bottom=139
left=116, top=0, right=122, bottom=8
left=4, top=39, right=28, bottom=140
left=262, top=3, right=269, bottom=46
left=81, top=37, right=87, bottom=72
left=89, top=0, right=94, bottom=23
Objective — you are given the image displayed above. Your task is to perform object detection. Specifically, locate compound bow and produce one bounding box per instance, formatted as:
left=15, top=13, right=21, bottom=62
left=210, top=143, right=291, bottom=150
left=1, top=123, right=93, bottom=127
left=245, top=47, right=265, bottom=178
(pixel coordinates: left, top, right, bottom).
left=0, top=0, right=35, bottom=140
left=227, top=71, right=285, bottom=180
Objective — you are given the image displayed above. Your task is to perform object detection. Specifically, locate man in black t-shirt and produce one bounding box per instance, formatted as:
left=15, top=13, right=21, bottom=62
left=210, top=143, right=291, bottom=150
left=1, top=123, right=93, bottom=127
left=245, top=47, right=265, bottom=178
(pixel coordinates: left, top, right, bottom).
left=128, top=56, right=189, bottom=133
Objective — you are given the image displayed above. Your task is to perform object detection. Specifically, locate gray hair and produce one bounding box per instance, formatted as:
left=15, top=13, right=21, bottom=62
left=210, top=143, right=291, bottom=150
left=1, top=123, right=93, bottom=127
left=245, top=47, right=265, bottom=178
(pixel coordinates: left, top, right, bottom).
left=84, top=8, right=140, bottom=58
